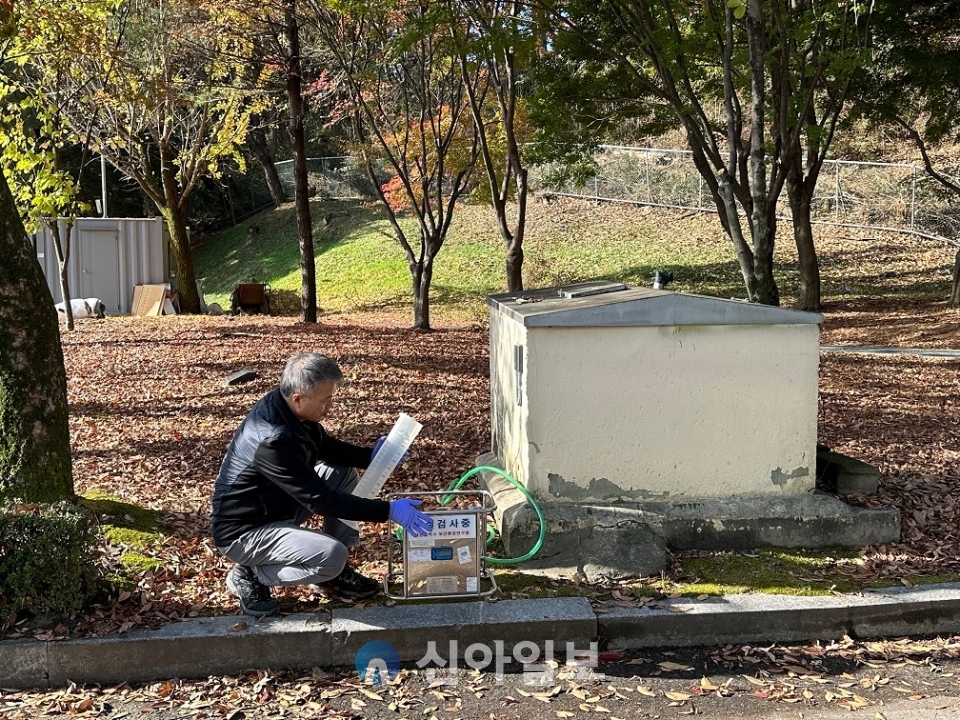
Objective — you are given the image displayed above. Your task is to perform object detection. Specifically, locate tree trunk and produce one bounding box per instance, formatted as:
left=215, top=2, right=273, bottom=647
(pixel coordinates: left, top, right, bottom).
left=285, top=0, right=317, bottom=324
left=951, top=249, right=960, bottom=307
left=49, top=220, right=75, bottom=331
left=157, top=137, right=202, bottom=314
left=159, top=204, right=201, bottom=313
left=58, top=261, right=74, bottom=330
left=505, top=239, right=524, bottom=293
left=0, top=170, right=73, bottom=503
left=248, top=124, right=287, bottom=206
left=787, top=176, right=822, bottom=312
left=412, top=257, right=433, bottom=331
left=745, top=0, right=778, bottom=307
left=715, top=173, right=763, bottom=300
left=749, top=232, right=779, bottom=305
left=504, top=166, right=528, bottom=292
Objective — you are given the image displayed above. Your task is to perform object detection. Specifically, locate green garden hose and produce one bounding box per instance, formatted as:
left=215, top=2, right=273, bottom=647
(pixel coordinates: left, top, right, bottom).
left=440, top=465, right=546, bottom=565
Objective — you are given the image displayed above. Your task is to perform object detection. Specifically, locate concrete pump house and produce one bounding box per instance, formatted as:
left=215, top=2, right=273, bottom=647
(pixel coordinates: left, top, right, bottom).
left=487, top=280, right=824, bottom=503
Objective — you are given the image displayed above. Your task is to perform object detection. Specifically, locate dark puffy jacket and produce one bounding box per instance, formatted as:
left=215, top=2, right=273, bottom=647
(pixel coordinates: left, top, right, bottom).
left=211, top=388, right=390, bottom=547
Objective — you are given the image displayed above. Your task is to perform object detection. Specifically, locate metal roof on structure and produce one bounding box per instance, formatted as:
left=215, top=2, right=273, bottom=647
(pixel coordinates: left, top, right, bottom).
left=486, top=280, right=824, bottom=328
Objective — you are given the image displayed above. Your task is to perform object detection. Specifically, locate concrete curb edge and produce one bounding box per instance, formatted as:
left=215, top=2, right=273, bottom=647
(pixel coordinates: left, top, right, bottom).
left=4, top=584, right=960, bottom=690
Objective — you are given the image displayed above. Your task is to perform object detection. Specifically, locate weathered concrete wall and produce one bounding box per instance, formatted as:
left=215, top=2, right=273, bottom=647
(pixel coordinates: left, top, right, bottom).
left=489, top=309, right=528, bottom=484
left=519, top=323, right=819, bottom=499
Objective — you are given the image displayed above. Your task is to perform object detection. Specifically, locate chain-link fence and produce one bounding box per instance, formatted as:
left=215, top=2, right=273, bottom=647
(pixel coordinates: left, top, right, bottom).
left=277, top=148, right=960, bottom=246
left=274, top=157, right=390, bottom=200
left=532, top=145, right=960, bottom=246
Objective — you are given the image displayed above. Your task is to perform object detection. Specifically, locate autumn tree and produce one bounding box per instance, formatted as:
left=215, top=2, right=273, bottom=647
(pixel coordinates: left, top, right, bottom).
left=456, top=0, right=535, bottom=292
left=247, top=113, right=288, bottom=207
left=768, top=0, right=874, bottom=312
left=531, top=0, right=872, bottom=309
left=0, top=0, right=120, bottom=330
left=0, top=1, right=73, bottom=502
left=312, top=0, right=479, bottom=329
left=855, top=0, right=960, bottom=306
left=283, top=0, right=320, bottom=322
left=49, top=0, right=267, bottom=314
left=0, top=85, right=86, bottom=331
left=216, top=0, right=323, bottom=322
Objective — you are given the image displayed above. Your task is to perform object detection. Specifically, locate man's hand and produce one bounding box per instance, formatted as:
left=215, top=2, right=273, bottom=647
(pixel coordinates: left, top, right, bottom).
left=372, top=436, right=409, bottom=466
left=388, top=498, right=433, bottom=537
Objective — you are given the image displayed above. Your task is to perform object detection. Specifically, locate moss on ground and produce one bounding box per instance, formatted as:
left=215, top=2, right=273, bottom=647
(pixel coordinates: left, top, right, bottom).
left=676, top=549, right=960, bottom=597
left=493, top=570, right=595, bottom=599
left=487, top=549, right=960, bottom=601
left=78, top=491, right=164, bottom=576
left=79, top=491, right=160, bottom=532
left=117, top=552, right=163, bottom=573
left=678, top=548, right=864, bottom=596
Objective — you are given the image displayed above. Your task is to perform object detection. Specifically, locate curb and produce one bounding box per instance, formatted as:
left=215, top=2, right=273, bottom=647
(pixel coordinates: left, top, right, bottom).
left=821, top=345, right=960, bottom=358
left=4, top=584, right=960, bottom=690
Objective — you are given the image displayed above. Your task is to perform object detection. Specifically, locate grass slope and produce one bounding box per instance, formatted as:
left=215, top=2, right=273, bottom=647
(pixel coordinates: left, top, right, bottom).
left=194, top=196, right=958, bottom=325
left=194, top=198, right=745, bottom=324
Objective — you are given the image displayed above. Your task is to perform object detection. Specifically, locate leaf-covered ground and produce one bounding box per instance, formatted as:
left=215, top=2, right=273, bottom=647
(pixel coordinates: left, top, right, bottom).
left=4, top=197, right=960, bottom=641
left=7, top=636, right=960, bottom=719
left=15, top=316, right=491, bottom=639
left=1, top=286, right=955, bottom=642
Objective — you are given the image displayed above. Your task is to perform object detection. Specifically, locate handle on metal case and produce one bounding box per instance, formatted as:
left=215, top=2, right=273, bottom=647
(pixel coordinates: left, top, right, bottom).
left=386, top=489, right=497, bottom=514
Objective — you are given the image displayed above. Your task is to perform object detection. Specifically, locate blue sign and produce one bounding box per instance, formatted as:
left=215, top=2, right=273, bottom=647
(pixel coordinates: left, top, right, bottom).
left=355, top=640, right=401, bottom=686
left=431, top=546, right=454, bottom=561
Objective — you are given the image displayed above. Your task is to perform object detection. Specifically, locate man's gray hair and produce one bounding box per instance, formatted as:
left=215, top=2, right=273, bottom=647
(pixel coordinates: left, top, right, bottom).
left=279, top=353, right=344, bottom=398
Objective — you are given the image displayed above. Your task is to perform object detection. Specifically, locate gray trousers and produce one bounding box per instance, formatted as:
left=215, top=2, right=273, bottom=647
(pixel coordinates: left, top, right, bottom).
left=217, top=464, right=361, bottom=587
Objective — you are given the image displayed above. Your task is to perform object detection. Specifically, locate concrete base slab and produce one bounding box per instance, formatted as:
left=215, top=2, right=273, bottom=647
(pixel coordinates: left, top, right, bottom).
left=598, top=582, right=960, bottom=649
left=476, top=454, right=900, bottom=579
left=330, top=597, right=596, bottom=666
left=478, top=454, right=666, bottom=581
left=817, top=446, right=881, bottom=495
left=639, top=492, right=900, bottom=551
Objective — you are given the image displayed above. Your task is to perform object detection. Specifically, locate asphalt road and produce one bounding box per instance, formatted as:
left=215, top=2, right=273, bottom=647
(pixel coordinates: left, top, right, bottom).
left=6, top=643, right=960, bottom=719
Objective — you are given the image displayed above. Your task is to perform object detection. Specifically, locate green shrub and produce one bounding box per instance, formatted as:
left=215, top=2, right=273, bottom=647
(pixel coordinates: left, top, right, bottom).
left=0, top=499, right=100, bottom=628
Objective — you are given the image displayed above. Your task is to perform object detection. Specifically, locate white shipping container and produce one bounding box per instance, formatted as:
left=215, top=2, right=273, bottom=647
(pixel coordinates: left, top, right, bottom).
left=32, top=217, right=171, bottom=315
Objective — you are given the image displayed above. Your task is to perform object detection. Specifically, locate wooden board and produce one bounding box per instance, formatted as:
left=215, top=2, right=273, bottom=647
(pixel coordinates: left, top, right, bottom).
left=131, top=284, right=168, bottom=316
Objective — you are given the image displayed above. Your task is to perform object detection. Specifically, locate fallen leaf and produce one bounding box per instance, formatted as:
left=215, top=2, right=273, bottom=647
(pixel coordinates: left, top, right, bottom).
left=659, top=662, right=693, bottom=672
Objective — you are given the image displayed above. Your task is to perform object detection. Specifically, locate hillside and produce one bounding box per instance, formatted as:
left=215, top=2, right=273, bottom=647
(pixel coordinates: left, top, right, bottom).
left=194, top=195, right=958, bottom=331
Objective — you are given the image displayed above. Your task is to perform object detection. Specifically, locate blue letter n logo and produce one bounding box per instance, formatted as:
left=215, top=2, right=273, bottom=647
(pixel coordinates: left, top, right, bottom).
left=355, top=640, right=401, bottom=686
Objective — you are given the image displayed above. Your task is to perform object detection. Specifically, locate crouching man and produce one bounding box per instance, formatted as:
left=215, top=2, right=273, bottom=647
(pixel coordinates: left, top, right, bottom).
left=211, top=352, right=432, bottom=616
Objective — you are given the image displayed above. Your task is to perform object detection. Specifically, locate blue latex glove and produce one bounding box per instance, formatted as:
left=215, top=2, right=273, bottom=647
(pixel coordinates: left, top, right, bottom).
left=372, top=436, right=409, bottom=466
left=389, top=498, right=433, bottom=537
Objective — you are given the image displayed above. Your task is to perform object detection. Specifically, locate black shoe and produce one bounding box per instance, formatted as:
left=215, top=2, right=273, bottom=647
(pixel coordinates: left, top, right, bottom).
left=325, top=564, right=381, bottom=599
left=226, top=565, right=280, bottom=617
